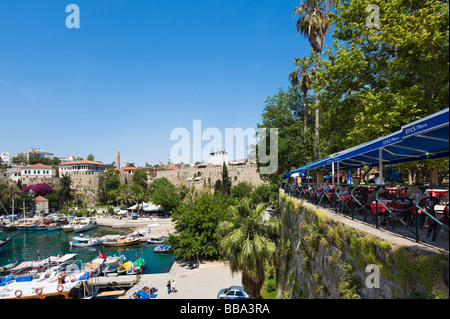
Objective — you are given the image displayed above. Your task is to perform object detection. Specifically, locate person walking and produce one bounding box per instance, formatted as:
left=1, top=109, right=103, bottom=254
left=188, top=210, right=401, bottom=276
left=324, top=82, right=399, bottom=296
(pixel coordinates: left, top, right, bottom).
left=167, top=280, right=171, bottom=294
left=171, top=279, right=176, bottom=293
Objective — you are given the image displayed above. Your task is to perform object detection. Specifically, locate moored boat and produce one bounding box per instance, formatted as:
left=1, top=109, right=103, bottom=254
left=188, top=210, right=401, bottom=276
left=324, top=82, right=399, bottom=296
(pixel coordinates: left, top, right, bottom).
left=62, top=217, right=84, bottom=232
left=73, top=217, right=98, bottom=233
left=146, top=235, right=166, bottom=244
left=103, top=236, right=140, bottom=247
left=153, top=244, right=171, bottom=254
left=69, top=238, right=103, bottom=248
left=128, top=258, right=145, bottom=275
left=117, top=261, right=133, bottom=275
left=101, top=255, right=126, bottom=275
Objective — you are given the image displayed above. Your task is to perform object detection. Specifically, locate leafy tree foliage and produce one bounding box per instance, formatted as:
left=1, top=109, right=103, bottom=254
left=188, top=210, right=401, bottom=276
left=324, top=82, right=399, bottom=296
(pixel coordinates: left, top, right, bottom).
left=168, top=192, right=232, bottom=259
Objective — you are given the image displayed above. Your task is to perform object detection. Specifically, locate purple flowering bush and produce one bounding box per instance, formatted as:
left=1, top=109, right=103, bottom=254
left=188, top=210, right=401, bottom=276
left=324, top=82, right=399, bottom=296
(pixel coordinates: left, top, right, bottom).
left=22, top=183, right=53, bottom=196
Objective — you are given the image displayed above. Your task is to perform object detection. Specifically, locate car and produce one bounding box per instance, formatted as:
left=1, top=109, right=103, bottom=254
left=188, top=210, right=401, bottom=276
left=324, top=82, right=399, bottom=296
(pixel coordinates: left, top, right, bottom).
left=217, top=286, right=250, bottom=299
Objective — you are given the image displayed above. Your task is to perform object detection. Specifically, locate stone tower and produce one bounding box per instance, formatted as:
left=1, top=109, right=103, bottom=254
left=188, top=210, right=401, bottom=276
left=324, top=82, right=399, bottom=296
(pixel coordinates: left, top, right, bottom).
left=116, top=150, right=120, bottom=170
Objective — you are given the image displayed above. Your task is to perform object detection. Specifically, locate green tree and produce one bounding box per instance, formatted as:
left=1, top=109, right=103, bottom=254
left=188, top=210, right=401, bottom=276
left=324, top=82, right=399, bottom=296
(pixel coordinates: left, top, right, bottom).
left=230, top=182, right=253, bottom=201
left=58, top=174, right=74, bottom=206
left=218, top=199, right=280, bottom=299
left=150, top=177, right=182, bottom=212
left=169, top=192, right=231, bottom=259
left=117, top=186, right=135, bottom=208
left=221, top=162, right=232, bottom=195
left=86, top=153, right=95, bottom=161
left=293, top=0, right=335, bottom=161
left=132, top=168, right=148, bottom=190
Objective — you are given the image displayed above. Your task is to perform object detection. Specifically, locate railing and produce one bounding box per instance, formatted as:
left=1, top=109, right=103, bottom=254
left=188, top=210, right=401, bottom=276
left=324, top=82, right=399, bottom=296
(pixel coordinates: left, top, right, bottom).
left=282, top=182, right=449, bottom=243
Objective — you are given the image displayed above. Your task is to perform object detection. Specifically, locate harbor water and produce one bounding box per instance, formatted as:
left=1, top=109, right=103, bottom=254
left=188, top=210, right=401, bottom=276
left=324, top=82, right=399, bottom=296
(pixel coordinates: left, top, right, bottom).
left=0, top=226, right=174, bottom=274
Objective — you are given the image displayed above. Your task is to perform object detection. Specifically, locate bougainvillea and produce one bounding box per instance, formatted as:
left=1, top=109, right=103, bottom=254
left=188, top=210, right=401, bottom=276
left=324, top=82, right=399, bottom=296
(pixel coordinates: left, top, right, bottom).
left=22, top=183, right=53, bottom=197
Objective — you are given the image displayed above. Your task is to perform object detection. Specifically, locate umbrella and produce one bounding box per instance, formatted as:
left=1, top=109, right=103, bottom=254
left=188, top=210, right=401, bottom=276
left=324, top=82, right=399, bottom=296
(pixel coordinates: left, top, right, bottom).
left=348, top=171, right=353, bottom=184
left=391, top=166, right=400, bottom=181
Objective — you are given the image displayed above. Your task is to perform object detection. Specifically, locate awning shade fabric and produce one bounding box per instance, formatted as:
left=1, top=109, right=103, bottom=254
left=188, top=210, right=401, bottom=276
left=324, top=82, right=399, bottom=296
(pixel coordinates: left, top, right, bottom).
left=284, top=108, right=449, bottom=178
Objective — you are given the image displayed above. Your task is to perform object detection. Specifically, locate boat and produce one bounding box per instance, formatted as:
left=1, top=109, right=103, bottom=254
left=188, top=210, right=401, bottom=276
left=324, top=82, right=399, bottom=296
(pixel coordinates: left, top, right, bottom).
left=153, top=244, right=171, bottom=254
left=0, top=233, right=19, bottom=253
left=62, top=217, right=84, bottom=232
left=70, top=238, right=103, bottom=248
left=128, top=258, right=145, bottom=275
left=0, top=268, right=98, bottom=299
left=0, top=260, right=18, bottom=273
left=103, top=236, right=140, bottom=247
left=73, top=217, right=98, bottom=233
left=47, top=223, right=62, bottom=231
left=146, top=235, right=166, bottom=244
left=15, top=219, right=40, bottom=231
left=35, top=223, right=48, bottom=231
left=117, top=261, right=133, bottom=275
left=101, top=255, right=126, bottom=275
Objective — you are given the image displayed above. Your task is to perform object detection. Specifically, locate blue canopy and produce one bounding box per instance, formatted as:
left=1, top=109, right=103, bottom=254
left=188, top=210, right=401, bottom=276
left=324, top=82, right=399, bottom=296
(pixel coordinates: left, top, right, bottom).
left=285, top=108, right=449, bottom=176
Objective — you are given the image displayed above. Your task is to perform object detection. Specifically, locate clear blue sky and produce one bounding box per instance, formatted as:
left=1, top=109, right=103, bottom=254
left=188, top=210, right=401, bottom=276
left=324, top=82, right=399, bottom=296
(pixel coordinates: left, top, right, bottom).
left=0, top=0, right=332, bottom=166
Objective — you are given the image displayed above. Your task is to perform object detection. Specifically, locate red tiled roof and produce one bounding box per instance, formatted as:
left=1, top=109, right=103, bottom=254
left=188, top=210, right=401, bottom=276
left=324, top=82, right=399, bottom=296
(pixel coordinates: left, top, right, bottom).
left=165, top=166, right=179, bottom=170
left=58, top=160, right=106, bottom=166
left=23, top=163, right=52, bottom=169
left=33, top=195, right=48, bottom=202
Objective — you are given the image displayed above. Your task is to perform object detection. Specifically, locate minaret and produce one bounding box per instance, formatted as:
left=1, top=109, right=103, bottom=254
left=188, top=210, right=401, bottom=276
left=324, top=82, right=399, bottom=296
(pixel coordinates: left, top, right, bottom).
left=116, top=150, right=120, bottom=170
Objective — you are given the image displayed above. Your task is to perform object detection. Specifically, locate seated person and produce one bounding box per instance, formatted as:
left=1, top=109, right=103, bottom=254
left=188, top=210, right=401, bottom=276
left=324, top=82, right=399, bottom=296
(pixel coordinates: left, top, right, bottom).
left=409, top=183, right=430, bottom=203
left=337, top=185, right=349, bottom=196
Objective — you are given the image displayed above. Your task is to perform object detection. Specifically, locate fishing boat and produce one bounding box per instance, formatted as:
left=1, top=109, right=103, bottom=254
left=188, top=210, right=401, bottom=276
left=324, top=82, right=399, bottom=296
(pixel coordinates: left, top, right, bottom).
left=146, top=235, right=166, bottom=244
left=15, top=219, right=40, bottom=231
left=153, top=244, right=171, bottom=254
left=73, top=217, right=98, bottom=233
left=117, top=261, right=133, bottom=275
left=62, top=217, right=84, bottom=232
left=103, top=236, right=140, bottom=247
left=0, top=260, right=18, bottom=273
left=47, top=223, right=62, bottom=231
left=101, top=255, right=126, bottom=275
left=0, top=233, right=19, bottom=253
left=128, top=258, right=145, bottom=275
left=69, top=238, right=103, bottom=248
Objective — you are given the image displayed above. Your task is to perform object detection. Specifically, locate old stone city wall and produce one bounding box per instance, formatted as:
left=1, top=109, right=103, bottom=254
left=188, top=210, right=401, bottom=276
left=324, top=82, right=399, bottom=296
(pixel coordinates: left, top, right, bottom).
left=155, top=164, right=266, bottom=190
left=278, top=190, right=449, bottom=299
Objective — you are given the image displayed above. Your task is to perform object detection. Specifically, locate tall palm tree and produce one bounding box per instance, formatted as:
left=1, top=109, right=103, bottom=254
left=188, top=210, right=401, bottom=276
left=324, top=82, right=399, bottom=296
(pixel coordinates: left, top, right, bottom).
left=293, top=0, right=334, bottom=161
left=117, top=186, right=135, bottom=208
left=218, top=199, right=280, bottom=299
left=289, top=56, right=314, bottom=133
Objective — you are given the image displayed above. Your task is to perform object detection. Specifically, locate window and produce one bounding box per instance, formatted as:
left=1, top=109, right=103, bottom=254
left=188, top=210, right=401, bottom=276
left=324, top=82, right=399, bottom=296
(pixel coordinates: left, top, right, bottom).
left=235, top=291, right=244, bottom=296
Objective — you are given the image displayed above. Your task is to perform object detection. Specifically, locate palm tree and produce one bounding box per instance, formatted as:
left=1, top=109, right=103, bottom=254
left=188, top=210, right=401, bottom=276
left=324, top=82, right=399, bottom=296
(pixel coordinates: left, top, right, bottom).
left=293, top=0, right=334, bottom=161
left=117, top=186, right=135, bottom=208
left=218, top=199, right=280, bottom=299
left=289, top=56, right=314, bottom=133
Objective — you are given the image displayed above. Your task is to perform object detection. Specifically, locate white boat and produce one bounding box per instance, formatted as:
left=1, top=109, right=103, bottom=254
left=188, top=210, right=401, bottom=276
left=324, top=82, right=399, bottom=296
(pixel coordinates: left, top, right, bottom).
left=153, top=244, right=171, bottom=254
left=73, top=218, right=98, bottom=233
left=69, top=239, right=103, bottom=248
left=0, top=268, right=98, bottom=299
left=146, top=235, right=165, bottom=244
left=101, top=255, right=126, bottom=275
left=62, top=217, right=84, bottom=232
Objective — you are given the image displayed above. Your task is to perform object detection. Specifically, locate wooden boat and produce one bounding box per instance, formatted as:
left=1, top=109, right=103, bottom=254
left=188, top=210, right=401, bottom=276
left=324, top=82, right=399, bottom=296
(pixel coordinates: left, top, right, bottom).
left=153, top=244, right=171, bottom=254
left=47, top=223, right=62, bottom=231
left=103, top=236, right=140, bottom=247
left=0, top=259, right=18, bottom=273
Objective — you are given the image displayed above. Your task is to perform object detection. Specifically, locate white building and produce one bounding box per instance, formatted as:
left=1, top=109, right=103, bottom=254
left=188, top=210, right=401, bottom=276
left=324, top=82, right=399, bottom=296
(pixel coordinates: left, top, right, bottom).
left=1, top=152, right=10, bottom=165
left=58, top=160, right=106, bottom=175
left=60, top=155, right=82, bottom=163
left=21, top=163, right=54, bottom=177
left=209, top=150, right=228, bottom=166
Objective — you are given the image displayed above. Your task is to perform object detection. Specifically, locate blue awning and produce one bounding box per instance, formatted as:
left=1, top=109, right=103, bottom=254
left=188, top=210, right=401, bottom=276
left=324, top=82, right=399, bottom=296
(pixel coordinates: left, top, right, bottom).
left=285, top=108, right=449, bottom=176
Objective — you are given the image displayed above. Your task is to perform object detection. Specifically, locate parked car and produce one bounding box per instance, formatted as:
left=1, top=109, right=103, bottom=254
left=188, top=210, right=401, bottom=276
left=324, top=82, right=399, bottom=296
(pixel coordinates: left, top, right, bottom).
left=217, top=286, right=250, bottom=299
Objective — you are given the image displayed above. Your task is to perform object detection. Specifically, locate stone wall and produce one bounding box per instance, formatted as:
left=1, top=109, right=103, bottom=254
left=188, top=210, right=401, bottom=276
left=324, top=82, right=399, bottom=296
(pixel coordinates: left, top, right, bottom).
left=155, top=164, right=266, bottom=190
left=278, top=190, right=449, bottom=299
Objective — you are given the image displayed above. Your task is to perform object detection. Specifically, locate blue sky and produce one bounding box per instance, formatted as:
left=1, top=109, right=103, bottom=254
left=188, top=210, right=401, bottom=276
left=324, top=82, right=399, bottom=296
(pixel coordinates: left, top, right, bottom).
left=0, top=0, right=333, bottom=166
